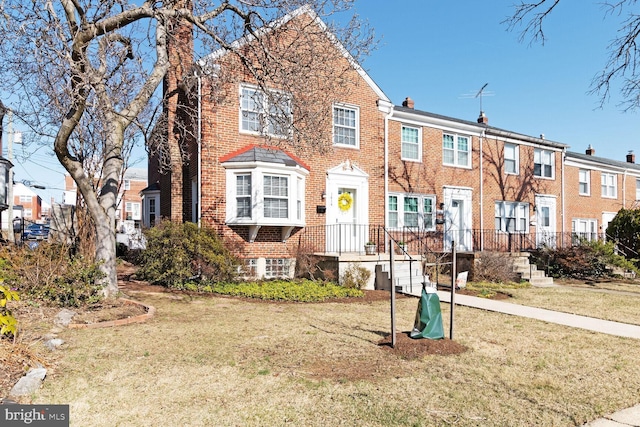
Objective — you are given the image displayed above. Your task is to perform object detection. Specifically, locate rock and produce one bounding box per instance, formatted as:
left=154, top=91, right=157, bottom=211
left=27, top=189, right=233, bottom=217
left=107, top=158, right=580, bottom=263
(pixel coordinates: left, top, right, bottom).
left=54, top=309, right=76, bottom=327
left=44, top=338, right=64, bottom=350
left=9, top=368, right=47, bottom=397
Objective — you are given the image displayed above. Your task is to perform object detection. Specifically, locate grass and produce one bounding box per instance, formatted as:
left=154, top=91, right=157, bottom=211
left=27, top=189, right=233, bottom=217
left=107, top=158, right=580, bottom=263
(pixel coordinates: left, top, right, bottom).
left=505, top=284, right=640, bottom=326
left=32, top=289, right=640, bottom=426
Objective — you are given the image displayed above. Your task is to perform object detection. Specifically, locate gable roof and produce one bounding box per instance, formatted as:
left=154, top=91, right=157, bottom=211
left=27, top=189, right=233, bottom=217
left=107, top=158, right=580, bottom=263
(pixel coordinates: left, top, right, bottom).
left=220, top=145, right=310, bottom=171
left=198, top=5, right=389, bottom=103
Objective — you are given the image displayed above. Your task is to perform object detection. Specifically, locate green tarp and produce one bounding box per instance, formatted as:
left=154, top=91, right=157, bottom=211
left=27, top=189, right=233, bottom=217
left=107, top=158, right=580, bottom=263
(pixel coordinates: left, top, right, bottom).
left=410, top=287, right=444, bottom=340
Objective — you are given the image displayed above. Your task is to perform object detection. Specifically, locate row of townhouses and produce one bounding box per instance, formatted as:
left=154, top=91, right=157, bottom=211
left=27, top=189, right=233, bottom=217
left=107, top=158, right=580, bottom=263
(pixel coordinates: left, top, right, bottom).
left=142, top=6, right=640, bottom=279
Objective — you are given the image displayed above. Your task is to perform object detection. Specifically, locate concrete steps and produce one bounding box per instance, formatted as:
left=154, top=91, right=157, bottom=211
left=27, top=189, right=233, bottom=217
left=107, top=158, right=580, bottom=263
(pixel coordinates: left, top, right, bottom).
left=509, top=253, right=555, bottom=287
left=375, top=259, right=425, bottom=295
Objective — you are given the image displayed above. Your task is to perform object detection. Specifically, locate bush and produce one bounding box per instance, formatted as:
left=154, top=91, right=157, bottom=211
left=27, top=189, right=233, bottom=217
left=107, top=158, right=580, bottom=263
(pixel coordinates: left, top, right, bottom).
left=0, top=242, right=105, bottom=308
left=137, top=221, right=238, bottom=288
left=0, top=282, right=19, bottom=337
left=473, top=252, right=520, bottom=284
left=531, top=240, right=637, bottom=280
left=340, top=262, right=371, bottom=289
left=205, top=279, right=364, bottom=302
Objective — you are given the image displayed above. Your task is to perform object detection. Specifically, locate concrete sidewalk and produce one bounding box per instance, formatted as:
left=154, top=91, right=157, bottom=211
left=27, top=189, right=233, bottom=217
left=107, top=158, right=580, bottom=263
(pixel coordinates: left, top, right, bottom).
left=400, top=287, right=640, bottom=426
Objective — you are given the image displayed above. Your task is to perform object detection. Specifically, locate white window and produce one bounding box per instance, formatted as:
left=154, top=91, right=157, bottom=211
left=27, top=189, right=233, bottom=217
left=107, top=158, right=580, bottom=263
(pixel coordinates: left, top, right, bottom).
left=401, top=125, right=421, bottom=161
left=636, top=179, right=640, bottom=200
left=579, top=169, right=590, bottom=195
left=388, top=195, right=398, bottom=228
left=265, top=259, right=290, bottom=278
left=124, top=180, right=131, bottom=191
left=495, top=201, right=529, bottom=233
left=443, top=133, right=471, bottom=167
left=333, top=105, right=359, bottom=147
left=240, top=85, right=292, bottom=137
left=388, top=194, right=436, bottom=230
left=19, top=195, right=31, bottom=203
left=601, top=173, right=617, bottom=198
left=264, top=175, right=288, bottom=219
left=504, top=143, right=519, bottom=174
left=534, top=149, right=554, bottom=178
left=240, top=259, right=257, bottom=277
left=149, top=198, right=157, bottom=225
left=125, top=202, right=141, bottom=220
left=24, top=208, right=32, bottom=218
left=296, top=177, right=303, bottom=221
left=236, top=174, right=252, bottom=218
left=572, top=219, right=598, bottom=241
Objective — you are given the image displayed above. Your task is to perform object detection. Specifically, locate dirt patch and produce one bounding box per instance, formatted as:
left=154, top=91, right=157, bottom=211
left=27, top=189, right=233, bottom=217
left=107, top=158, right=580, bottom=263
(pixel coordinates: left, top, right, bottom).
left=378, top=332, right=468, bottom=360
left=70, top=299, right=148, bottom=325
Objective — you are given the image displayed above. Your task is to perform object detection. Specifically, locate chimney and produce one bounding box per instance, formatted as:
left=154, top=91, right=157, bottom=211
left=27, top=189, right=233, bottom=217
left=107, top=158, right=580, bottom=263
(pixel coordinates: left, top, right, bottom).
left=627, top=150, right=636, bottom=164
left=477, top=111, right=488, bottom=124
left=402, top=97, right=414, bottom=109
left=585, top=144, right=595, bottom=156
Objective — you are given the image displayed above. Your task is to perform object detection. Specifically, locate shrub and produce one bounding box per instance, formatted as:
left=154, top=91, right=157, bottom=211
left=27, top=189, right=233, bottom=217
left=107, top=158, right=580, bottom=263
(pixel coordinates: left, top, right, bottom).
left=0, top=242, right=105, bottom=308
left=0, top=282, right=19, bottom=337
left=138, top=221, right=238, bottom=288
left=473, top=252, right=520, bottom=284
left=206, top=279, right=364, bottom=302
left=531, top=240, right=636, bottom=280
left=340, top=262, right=371, bottom=289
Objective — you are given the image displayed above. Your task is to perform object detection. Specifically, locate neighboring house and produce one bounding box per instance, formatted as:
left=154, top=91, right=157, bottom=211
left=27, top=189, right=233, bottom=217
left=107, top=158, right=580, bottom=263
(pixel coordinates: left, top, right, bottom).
left=64, top=167, right=147, bottom=231
left=146, top=5, right=639, bottom=279
left=12, top=182, right=43, bottom=221
left=564, top=147, right=640, bottom=241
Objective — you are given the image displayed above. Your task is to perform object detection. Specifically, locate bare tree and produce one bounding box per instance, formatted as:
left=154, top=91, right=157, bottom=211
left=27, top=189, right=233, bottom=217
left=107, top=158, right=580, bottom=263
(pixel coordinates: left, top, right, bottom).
left=0, top=0, right=373, bottom=297
left=505, top=0, right=640, bottom=110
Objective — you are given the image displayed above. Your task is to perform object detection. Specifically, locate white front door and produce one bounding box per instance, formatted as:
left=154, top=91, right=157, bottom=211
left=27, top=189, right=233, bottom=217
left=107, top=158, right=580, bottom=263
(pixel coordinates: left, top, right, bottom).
left=602, top=212, right=617, bottom=239
left=535, top=195, right=556, bottom=247
left=325, top=162, right=369, bottom=253
left=443, top=187, right=472, bottom=251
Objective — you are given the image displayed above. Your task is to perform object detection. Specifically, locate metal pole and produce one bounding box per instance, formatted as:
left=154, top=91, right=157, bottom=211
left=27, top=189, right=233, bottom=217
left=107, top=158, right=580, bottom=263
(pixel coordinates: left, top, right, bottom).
left=7, top=111, right=13, bottom=243
left=389, top=238, right=396, bottom=348
left=450, top=240, right=456, bottom=340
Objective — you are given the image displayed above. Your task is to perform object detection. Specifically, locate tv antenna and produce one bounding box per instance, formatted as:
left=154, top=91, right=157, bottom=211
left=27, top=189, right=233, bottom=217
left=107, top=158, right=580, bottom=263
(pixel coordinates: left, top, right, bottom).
left=459, top=83, right=494, bottom=113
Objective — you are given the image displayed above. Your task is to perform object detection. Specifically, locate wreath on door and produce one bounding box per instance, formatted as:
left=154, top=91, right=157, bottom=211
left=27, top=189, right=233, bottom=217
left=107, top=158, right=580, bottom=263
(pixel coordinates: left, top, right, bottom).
left=338, top=192, right=353, bottom=212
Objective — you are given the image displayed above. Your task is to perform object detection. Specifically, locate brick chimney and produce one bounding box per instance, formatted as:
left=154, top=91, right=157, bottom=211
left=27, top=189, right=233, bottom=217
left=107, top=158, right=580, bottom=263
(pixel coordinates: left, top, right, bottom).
left=627, top=150, right=635, bottom=163
left=402, top=97, right=414, bottom=109
left=585, top=145, right=595, bottom=156
left=477, top=111, right=488, bottom=124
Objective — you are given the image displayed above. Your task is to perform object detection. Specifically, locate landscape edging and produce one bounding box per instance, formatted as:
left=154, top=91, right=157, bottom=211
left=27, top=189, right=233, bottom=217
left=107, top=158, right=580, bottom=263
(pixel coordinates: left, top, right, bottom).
left=68, top=298, right=155, bottom=329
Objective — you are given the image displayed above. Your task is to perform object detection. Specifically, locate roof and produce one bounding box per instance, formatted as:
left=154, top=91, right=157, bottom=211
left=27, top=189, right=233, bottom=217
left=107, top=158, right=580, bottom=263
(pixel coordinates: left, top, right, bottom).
left=220, top=145, right=310, bottom=171
left=393, top=105, right=568, bottom=150
left=566, top=151, right=640, bottom=172
left=197, top=5, right=389, bottom=103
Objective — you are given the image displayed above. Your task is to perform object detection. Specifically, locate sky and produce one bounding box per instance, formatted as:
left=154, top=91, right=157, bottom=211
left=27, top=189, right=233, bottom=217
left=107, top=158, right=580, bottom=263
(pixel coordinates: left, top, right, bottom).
left=3, top=0, right=639, bottom=203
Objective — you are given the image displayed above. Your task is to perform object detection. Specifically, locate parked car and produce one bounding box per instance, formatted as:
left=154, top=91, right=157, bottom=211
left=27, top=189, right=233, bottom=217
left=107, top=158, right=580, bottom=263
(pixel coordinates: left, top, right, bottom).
left=22, top=223, right=50, bottom=241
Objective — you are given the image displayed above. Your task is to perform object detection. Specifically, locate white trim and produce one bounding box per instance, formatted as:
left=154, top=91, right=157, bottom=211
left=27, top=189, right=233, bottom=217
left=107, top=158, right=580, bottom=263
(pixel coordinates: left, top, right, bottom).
left=332, top=103, right=360, bottom=149
left=400, top=124, right=422, bottom=162
left=199, top=6, right=389, bottom=103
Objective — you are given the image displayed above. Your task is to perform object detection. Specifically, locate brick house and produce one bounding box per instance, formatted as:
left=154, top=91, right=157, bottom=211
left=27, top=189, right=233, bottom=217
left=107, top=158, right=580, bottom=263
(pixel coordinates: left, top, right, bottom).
left=146, top=5, right=638, bottom=280
left=564, top=147, right=640, bottom=240
left=65, top=167, right=147, bottom=232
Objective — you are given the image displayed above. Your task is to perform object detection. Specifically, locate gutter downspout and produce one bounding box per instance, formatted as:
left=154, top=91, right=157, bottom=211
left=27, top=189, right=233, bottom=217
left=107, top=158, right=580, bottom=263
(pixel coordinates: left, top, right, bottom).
left=623, top=169, right=628, bottom=209
left=479, top=129, right=485, bottom=250
left=196, top=69, right=202, bottom=228
left=561, top=148, right=566, bottom=245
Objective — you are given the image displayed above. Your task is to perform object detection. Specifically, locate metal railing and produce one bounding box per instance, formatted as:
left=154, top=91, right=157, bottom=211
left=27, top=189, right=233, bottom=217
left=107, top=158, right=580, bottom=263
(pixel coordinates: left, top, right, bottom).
left=297, top=225, right=625, bottom=255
